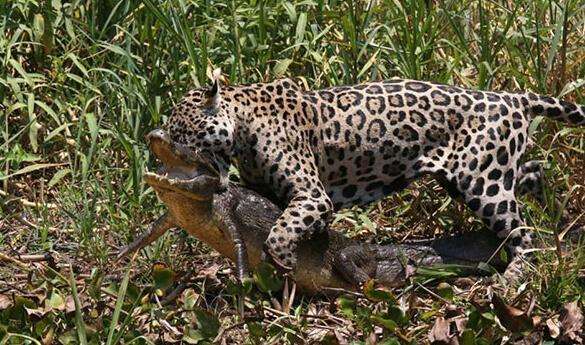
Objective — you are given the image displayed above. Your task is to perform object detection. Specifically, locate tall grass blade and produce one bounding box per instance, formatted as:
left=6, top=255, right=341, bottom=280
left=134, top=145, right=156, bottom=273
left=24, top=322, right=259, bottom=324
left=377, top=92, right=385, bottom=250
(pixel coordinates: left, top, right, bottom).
left=106, top=258, right=134, bottom=345
left=70, top=265, right=88, bottom=345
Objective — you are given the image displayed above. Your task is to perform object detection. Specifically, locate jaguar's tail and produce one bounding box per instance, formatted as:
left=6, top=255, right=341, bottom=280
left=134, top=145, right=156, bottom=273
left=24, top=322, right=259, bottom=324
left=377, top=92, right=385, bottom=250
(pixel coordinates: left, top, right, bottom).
left=525, top=92, right=585, bottom=126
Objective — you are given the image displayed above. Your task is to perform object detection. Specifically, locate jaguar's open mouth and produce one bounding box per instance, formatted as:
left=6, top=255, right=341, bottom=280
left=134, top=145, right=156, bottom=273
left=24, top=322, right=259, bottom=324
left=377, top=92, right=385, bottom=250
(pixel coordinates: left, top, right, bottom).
left=143, top=129, right=221, bottom=198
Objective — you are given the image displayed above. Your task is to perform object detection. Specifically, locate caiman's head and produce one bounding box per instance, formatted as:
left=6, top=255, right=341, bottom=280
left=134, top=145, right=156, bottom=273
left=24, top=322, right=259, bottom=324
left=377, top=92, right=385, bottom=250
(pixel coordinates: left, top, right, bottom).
left=144, top=127, right=225, bottom=238
left=144, top=128, right=224, bottom=200
left=144, top=128, right=235, bottom=252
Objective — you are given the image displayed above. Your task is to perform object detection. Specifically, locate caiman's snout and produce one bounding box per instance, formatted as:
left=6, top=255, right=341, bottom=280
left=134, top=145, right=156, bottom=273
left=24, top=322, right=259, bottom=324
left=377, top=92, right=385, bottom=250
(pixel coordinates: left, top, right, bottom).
left=146, top=128, right=171, bottom=149
left=144, top=128, right=220, bottom=181
left=146, top=128, right=199, bottom=173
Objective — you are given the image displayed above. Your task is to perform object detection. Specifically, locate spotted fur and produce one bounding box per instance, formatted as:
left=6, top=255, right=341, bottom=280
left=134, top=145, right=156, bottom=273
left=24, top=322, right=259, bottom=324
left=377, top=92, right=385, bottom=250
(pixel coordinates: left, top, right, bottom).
left=166, top=77, right=585, bottom=269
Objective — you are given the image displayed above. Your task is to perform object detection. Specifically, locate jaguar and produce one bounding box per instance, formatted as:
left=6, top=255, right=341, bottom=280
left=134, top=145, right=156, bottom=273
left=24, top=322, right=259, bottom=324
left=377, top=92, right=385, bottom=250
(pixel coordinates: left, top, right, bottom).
left=165, top=73, right=584, bottom=281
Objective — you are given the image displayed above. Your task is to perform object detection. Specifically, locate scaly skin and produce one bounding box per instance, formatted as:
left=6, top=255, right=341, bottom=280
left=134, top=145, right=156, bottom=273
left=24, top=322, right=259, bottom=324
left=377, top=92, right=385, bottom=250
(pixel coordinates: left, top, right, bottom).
left=117, top=129, right=506, bottom=294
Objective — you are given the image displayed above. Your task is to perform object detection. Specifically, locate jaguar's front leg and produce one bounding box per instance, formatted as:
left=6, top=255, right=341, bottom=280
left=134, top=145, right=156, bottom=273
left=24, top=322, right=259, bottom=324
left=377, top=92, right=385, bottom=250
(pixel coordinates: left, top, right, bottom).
left=264, top=186, right=333, bottom=270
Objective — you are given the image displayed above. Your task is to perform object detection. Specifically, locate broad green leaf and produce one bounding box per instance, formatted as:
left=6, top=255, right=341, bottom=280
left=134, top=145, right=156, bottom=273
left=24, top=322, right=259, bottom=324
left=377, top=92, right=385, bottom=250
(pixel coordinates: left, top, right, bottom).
left=436, top=282, right=454, bottom=300
left=460, top=329, right=476, bottom=345
left=371, top=314, right=397, bottom=331
left=85, top=112, right=98, bottom=143
left=379, top=338, right=401, bottom=345
left=247, top=321, right=264, bottom=338
left=48, top=291, right=65, bottom=310
left=499, top=248, right=508, bottom=263
left=295, top=12, right=307, bottom=46
left=388, top=305, right=408, bottom=326
left=273, top=59, right=292, bottom=78
left=193, top=307, right=220, bottom=339
left=253, top=262, right=282, bottom=293
left=336, top=295, right=356, bottom=318
left=183, top=288, right=198, bottom=310
left=363, top=279, right=396, bottom=303
left=182, top=327, right=205, bottom=344
left=0, top=163, right=62, bottom=181
left=152, top=263, right=175, bottom=290
left=48, top=168, right=71, bottom=188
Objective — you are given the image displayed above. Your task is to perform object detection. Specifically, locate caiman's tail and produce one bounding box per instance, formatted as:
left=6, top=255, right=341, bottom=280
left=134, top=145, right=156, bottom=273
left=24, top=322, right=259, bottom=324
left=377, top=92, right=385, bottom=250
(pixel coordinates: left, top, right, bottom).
left=525, top=92, right=585, bottom=126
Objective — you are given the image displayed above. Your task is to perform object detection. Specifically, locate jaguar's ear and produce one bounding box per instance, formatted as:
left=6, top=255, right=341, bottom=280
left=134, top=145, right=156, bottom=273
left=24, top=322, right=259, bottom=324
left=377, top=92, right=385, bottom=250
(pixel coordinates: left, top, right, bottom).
left=206, top=68, right=222, bottom=109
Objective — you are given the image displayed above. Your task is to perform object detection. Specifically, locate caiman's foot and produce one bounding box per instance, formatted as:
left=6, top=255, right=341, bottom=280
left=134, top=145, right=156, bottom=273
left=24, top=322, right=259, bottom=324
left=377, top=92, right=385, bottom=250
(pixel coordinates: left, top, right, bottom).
left=115, top=212, right=175, bottom=262
left=501, top=254, right=530, bottom=285
left=333, top=245, right=378, bottom=287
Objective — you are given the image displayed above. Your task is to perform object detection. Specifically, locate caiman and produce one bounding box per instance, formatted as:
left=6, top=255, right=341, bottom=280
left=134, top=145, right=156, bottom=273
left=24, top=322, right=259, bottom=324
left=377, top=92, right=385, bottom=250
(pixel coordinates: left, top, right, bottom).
left=117, top=129, right=504, bottom=294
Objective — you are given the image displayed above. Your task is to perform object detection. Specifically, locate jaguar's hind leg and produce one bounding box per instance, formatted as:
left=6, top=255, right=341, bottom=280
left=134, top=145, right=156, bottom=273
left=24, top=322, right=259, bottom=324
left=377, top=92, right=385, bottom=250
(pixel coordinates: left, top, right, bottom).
left=516, top=160, right=544, bottom=202
left=455, top=170, right=532, bottom=273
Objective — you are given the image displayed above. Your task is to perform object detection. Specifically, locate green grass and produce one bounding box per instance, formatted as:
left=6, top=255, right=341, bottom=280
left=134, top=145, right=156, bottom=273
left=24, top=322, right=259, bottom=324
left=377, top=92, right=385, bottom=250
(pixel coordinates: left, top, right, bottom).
left=1, top=0, right=584, bottom=343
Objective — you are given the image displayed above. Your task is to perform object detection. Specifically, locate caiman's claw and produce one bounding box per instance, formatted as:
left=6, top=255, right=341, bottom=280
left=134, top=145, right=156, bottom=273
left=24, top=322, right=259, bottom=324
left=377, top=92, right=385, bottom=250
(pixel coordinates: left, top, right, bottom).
left=116, top=212, right=175, bottom=262
left=233, top=236, right=250, bottom=283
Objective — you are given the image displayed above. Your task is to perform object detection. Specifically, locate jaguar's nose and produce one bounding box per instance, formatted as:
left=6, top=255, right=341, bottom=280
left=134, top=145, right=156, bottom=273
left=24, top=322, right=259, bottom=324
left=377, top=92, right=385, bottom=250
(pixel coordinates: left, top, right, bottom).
left=146, top=128, right=170, bottom=146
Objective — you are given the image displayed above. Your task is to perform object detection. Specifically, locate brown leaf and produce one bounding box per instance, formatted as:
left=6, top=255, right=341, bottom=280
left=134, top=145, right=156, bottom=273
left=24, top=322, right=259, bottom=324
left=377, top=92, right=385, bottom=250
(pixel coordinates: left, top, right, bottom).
left=453, top=317, right=467, bottom=334
left=199, top=263, right=221, bottom=280
left=365, top=331, right=377, bottom=345
left=428, top=316, right=459, bottom=345
left=65, top=295, right=76, bottom=313
left=42, top=327, right=55, bottom=345
left=546, top=316, right=560, bottom=339
left=453, top=277, right=476, bottom=289
left=307, top=329, right=340, bottom=345
left=491, top=293, right=533, bottom=334
left=25, top=306, right=47, bottom=318
left=0, top=294, right=12, bottom=310
left=559, top=301, right=583, bottom=343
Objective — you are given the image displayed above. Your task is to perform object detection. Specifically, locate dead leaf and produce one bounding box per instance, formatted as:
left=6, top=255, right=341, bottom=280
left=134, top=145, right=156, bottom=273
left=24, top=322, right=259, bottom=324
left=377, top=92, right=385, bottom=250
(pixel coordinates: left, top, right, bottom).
left=453, top=317, right=467, bottom=334
left=65, top=295, right=76, bottom=313
left=365, top=331, right=377, bottom=345
left=0, top=294, right=12, bottom=309
left=559, top=301, right=583, bottom=343
left=491, top=293, right=533, bottom=334
left=25, top=305, right=47, bottom=318
left=453, top=277, right=475, bottom=289
left=199, top=263, right=221, bottom=280
left=307, top=329, right=339, bottom=345
left=428, top=316, right=458, bottom=345
left=546, top=316, right=560, bottom=339
left=42, top=327, right=55, bottom=345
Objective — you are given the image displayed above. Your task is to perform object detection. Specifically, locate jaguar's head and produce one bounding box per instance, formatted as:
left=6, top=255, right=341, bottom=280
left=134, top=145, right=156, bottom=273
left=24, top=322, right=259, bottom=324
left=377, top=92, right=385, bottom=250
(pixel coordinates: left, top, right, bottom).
left=165, top=71, right=234, bottom=174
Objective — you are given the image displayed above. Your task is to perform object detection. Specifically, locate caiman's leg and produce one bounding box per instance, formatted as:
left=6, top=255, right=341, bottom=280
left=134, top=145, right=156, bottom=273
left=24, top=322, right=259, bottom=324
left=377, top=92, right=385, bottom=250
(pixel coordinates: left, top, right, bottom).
left=222, top=216, right=250, bottom=282
left=333, top=244, right=378, bottom=286
left=213, top=193, right=250, bottom=283
left=116, top=212, right=175, bottom=261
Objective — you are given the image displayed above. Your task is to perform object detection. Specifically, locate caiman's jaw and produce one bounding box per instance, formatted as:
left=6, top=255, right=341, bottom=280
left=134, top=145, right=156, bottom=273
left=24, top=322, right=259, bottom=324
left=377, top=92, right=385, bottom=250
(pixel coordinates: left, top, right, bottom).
left=144, top=129, right=221, bottom=200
